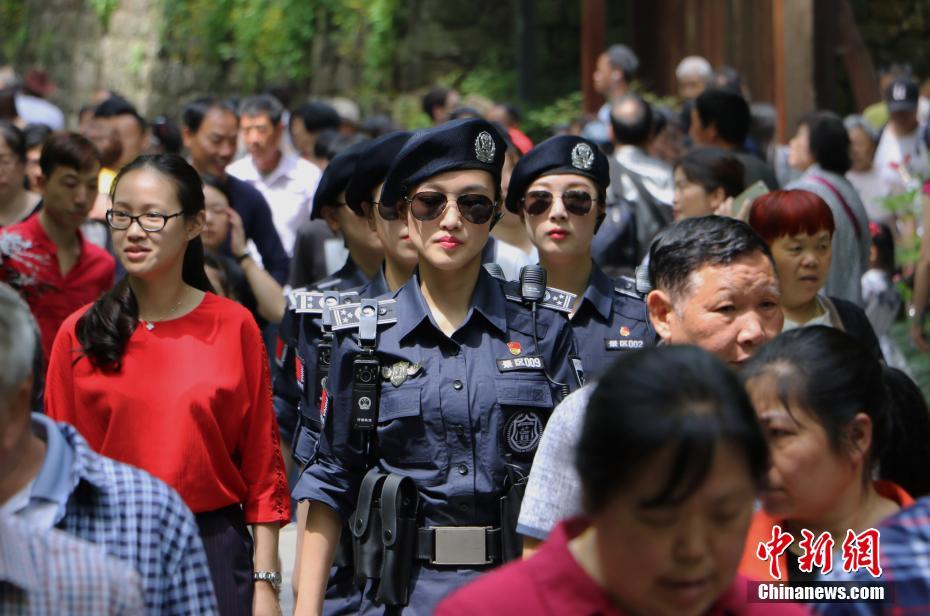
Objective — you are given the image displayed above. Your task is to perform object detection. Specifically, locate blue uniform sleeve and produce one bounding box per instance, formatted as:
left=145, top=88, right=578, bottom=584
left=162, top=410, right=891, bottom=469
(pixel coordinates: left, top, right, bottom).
left=292, top=332, right=367, bottom=520
left=272, top=310, right=300, bottom=442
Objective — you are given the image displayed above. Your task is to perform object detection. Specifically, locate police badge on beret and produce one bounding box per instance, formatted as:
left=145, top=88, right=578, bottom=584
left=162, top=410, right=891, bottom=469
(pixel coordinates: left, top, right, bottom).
left=571, top=142, right=595, bottom=171
left=475, top=131, right=496, bottom=164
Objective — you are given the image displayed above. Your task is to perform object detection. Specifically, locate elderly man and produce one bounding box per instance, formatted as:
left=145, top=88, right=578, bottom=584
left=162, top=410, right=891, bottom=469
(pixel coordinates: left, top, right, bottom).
left=227, top=94, right=321, bottom=257
left=0, top=284, right=217, bottom=615
left=517, top=216, right=783, bottom=552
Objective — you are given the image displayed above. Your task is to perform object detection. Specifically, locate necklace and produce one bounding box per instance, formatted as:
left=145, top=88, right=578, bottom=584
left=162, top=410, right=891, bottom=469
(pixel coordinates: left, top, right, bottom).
left=139, top=291, right=187, bottom=331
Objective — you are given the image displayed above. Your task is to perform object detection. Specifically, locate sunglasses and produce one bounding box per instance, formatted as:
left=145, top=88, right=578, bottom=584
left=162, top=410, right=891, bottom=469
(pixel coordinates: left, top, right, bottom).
left=523, top=189, right=596, bottom=217
left=402, top=191, right=496, bottom=225
left=371, top=200, right=402, bottom=221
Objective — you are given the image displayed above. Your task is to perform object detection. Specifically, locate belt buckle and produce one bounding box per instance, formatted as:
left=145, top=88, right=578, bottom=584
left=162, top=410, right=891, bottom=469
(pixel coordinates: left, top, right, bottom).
left=432, top=526, right=490, bottom=566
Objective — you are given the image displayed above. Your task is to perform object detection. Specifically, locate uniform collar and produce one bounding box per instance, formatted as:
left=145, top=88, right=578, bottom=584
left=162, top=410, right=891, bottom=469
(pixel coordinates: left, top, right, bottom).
left=334, top=257, right=368, bottom=289
left=577, top=264, right=614, bottom=322
left=395, top=268, right=508, bottom=343
left=365, top=267, right=390, bottom=297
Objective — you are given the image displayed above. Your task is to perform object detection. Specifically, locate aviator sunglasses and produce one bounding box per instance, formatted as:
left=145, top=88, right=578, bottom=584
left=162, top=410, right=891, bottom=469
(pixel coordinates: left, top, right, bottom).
left=401, top=191, right=496, bottom=225
left=522, top=189, right=596, bottom=217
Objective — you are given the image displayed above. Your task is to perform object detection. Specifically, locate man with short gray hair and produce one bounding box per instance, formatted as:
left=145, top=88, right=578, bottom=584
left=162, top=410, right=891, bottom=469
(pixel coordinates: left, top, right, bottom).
left=0, top=283, right=218, bottom=615
left=227, top=93, right=322, bottom=257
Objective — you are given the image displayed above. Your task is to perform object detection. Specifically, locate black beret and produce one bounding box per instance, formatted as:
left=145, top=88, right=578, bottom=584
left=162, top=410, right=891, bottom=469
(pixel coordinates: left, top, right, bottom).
left=380, top=118, right=506, bottom=210
left=344, top=131, right=413, bottom=216
left=310, top=138, right=371, bottom=220
left=505, top=135, right=609, bottom=213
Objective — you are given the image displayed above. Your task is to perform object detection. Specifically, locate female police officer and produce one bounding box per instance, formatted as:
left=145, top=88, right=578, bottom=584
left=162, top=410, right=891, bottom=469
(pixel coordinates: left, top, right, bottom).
left=506, top=134, right=656, bottom=379
left=293, top=118, right=579, bottom=615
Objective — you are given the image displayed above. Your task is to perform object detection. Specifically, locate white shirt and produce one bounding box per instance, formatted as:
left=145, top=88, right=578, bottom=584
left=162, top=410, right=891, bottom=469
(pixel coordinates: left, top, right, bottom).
left=873, top=126, right=930, bottom=196
left=614, top=145, right=674, bottom=205
left=846, top=167, right=891, bottom=221
left=227, top=153, right=322, bottom=257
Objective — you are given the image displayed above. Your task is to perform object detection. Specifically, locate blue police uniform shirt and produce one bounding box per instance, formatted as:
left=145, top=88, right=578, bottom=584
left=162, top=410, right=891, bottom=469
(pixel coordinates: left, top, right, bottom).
left=273, top=257, right=369, bottom=452
left=568, top=264, right=658, bottom=379
left=293, top=268, right=578, bottom=615
left=291, top=265, right=393, bottom=467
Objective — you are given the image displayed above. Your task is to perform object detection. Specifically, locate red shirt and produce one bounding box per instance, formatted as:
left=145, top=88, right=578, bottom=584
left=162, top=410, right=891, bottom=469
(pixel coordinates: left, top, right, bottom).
left=0, top=213, right=114, bottom=360
left=739, top=480, right=914, bottom=581
left=45, top=293, right=290, bottom=525
left=438, top=518, right=810, bottom=616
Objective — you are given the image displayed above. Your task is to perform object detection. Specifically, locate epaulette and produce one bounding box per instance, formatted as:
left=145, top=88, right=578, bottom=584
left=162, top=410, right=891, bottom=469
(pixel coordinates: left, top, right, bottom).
left=292, top=290, right=360, bottom=315
left=501, top=280, right=576, bottom=313
left=330, top=299, right=399, bottom=331
left=614, top=276, right=645, bottom=301
left=315, top=277, right=342, bottom=291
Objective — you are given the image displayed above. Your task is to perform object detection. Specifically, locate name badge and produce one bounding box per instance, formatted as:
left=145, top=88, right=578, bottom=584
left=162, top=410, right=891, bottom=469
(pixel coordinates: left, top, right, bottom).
left=497, top=355, right=544, bottom=372
left=605, top=338, right=645, bottom=350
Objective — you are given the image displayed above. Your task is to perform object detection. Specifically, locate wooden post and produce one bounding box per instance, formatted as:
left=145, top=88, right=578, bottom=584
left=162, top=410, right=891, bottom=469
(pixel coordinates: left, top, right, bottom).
left=581, top=0, right=606, bottom=115
left=772, top=0, right=814, bottom=142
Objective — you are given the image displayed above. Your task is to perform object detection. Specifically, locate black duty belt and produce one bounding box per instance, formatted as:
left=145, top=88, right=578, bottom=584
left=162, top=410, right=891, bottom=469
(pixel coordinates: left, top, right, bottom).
left=416, top=526, right=502, bottom=566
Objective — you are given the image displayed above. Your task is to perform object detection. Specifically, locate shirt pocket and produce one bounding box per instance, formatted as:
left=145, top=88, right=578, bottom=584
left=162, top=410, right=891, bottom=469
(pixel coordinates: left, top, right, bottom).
left=377, top=385, right=447, bottom=485
left=493, top=376, right=554, bottom=463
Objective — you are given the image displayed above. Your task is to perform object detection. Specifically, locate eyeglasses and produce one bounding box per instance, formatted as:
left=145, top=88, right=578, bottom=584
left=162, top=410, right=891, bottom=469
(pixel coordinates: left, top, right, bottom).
left=402, top=191, right=496, bottom=225
left=522, top=189, right=597, bottom=217
left=371, top=200, right=401, bottom=221
left=106, top=209, right=184, bottom=232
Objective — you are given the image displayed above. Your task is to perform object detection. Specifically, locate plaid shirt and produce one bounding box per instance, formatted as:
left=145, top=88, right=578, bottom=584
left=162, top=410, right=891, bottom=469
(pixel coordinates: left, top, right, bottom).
left=0, top=514, right=145, bottom=614
left=54, top=422, right=218, bottom=615
left=816, top=496, right=930, bottom=615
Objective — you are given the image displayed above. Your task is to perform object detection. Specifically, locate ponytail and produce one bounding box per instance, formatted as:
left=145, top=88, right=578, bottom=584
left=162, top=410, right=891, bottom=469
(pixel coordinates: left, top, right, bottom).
left=76, top=277, right=138, bottom=372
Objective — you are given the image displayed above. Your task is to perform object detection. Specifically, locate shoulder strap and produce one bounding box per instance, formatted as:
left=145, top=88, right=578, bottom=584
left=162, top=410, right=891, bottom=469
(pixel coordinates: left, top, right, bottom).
left=613, top=275, right=644, bottom=300
left=501, top=279, right=575, bottom=313
left=808, top=175, right=862, bottom=240
left=330, top=298, right=398, bottom=331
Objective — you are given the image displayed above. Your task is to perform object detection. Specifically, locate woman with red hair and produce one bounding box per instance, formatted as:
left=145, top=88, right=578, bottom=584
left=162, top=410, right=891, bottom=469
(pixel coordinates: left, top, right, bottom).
left=749, top=189, right=881, bottom=360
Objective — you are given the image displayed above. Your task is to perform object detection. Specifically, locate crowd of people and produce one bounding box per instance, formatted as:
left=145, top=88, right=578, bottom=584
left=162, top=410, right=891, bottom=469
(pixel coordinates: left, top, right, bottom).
left=1, top=42, right=930, bottom=616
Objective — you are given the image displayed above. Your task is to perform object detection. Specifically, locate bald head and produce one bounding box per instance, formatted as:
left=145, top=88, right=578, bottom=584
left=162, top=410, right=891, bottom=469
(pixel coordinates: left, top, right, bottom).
left=609, top=94, right=653, bottom=147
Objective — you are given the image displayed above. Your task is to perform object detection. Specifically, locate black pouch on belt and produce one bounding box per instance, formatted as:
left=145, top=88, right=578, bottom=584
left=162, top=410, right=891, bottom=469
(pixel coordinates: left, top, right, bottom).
left=375, top=474, right=419, bottom=607
left=499, top=476, right=528, bottom=563
left=349, top=468, right=388, bottom=590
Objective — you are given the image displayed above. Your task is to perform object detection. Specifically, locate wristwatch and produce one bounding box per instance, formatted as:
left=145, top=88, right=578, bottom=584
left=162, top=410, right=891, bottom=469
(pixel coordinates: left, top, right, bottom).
left=253, top=570, right=282, bottom=591
left=234, top=251, right=251, bottom=264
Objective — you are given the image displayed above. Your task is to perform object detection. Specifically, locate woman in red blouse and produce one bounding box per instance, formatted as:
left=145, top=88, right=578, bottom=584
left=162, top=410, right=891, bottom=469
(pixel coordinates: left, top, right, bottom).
left=45, top=154, right=290, bottom=616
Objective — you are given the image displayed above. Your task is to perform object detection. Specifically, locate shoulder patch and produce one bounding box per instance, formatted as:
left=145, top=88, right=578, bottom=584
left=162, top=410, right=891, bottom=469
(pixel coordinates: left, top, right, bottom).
left=330, top=299, right=398, bottom=331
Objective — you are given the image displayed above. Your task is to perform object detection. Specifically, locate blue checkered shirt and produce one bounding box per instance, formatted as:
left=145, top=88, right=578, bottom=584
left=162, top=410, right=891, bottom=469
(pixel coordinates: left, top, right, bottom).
left=52, top=422, right=218, bottom=615
left=815, top=496, right=930, bottom=615
left=0, top=514, right=145, bottom=614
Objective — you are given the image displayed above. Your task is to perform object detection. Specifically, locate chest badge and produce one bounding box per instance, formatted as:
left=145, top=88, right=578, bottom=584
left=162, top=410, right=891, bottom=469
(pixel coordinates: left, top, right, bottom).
left=507, top=341, right=522, bottom=356
left=381, top=361, right=422, bottom=387
left=619, top=326, right=631, bottom=337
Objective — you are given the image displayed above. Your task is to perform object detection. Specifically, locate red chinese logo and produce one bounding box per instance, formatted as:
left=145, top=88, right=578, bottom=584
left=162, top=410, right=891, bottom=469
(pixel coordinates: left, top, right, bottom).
left=798, top=530, right=835, bottom=574
left=756, top=526, right=882, bottom=579
left=756, top=525, right=794, bottom=580
left=841, top=528, right=882, bottom=578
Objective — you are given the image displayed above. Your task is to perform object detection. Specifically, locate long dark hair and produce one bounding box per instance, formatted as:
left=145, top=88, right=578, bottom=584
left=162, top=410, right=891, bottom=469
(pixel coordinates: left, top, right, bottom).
left=76, top=154, right=212, bottom=371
